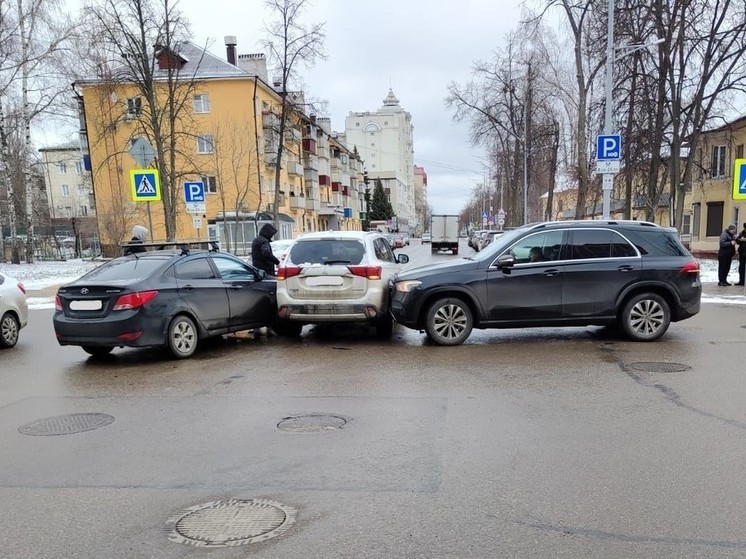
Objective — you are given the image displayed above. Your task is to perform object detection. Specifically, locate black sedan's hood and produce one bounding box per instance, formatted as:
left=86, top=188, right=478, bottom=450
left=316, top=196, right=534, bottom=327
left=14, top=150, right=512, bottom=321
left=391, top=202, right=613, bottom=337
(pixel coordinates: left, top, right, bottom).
left=395, top=258, right=480, bottom=281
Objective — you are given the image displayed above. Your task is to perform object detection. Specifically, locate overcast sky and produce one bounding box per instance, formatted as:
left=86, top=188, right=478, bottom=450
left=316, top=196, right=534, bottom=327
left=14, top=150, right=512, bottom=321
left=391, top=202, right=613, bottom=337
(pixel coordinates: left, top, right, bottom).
left=53, top=0, right=525, bottom=215
left=183, top=0, right=527, bottom=214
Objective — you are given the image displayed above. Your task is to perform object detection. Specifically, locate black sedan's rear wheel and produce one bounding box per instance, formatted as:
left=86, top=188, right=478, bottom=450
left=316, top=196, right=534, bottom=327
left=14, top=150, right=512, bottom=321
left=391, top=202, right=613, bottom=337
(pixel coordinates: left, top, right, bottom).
left=167, top=315, right=198, bottom=358
left=424, top=297, right=473, bottom=346
left=620, top=293, right=670, bottom=341
left=0, top=311, right=19, bottom=348
left=82, top=346, right=113, bottom=358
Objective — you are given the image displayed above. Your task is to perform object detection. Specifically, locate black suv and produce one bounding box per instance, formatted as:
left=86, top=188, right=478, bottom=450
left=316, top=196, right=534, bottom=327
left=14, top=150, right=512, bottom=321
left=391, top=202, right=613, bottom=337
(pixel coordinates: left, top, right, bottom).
left=390, top=221, right=701, bottom=345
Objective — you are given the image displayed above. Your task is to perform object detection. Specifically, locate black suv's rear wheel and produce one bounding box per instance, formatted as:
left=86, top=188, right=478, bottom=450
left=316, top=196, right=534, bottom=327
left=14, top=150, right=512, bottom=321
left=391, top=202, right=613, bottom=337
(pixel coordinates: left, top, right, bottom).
left=273, top=320, right=303, bottom=337
left=425, top=297, right=473, bottom=345
left=621, top=293, right=670, bottom=341
left=375, top=314, right=394, bottom=339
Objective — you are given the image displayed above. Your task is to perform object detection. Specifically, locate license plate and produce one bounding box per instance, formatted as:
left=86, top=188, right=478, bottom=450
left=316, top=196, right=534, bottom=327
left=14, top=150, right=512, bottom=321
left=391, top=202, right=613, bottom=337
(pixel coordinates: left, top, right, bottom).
left=305, top=276, right=343, bottom=286
left=70, top=299, right=102, bottom=311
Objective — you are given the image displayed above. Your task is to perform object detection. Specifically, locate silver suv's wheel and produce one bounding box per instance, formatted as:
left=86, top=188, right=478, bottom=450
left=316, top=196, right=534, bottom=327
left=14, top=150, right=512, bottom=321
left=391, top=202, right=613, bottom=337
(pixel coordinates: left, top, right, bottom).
left=425, top=297, right=473, bottom=346
left=0, top=311, right=19, bottom=348
left=621, top=293, right=670, bottom=341
left=167, top=315, right=198, bottom=358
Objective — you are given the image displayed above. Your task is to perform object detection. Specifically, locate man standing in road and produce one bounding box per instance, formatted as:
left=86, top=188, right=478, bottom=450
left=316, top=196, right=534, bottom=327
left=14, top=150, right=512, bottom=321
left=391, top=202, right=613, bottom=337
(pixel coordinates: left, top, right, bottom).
left=252, top=223, right=280, bottom=276
left=736, top=223, right=746, bottom=286
left=717, top=223, right=738, bottom=286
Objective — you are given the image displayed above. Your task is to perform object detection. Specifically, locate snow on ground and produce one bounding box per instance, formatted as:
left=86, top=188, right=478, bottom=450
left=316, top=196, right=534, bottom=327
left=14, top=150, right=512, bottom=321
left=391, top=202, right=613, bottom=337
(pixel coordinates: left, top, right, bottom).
left=0, top=257, right=744, bottom=310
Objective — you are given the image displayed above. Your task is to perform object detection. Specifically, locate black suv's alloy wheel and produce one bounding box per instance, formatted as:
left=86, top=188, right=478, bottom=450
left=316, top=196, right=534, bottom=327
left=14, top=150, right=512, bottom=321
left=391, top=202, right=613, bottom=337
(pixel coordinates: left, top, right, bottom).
left=425, top=297, right=473, bottom=345
left=621, top=293, right=671, bottom=341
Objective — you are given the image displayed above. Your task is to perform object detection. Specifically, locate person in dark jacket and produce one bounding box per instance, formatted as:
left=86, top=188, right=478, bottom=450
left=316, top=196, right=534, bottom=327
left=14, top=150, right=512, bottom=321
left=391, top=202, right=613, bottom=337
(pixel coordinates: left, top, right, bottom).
left=736, top=223, right=746, bottom=286
left=252, top=223, right=280, bottom=276
left=717, top=224, right=738, bottom=286
left=123, top=225, right=148, bottom=255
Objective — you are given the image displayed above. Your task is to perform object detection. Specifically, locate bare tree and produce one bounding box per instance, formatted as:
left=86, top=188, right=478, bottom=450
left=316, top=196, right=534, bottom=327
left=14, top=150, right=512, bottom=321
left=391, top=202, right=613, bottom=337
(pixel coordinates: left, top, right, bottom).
left=262, top=0, right=325, bottom=230
left=81, top=0, right=207, bottom=241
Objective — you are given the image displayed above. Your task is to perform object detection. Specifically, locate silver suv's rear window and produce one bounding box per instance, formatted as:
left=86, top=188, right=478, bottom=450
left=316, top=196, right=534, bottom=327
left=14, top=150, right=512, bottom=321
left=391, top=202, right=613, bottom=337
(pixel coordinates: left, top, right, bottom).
left=289, top=239, right=366, bottom=265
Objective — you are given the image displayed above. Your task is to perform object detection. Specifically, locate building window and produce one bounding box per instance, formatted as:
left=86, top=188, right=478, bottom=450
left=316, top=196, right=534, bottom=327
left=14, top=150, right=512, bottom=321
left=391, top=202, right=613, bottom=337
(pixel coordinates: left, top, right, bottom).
left=197, top=135, right=214, bottom=154
left=126, top=97, right=142, bottom=116
left=193, top=94, right=210, bottom=114
left=65, top=206, right=72, bottom=217
left=75, top=161, right=83, bottom=174
left=201, top=175, right=217, bottom=194
left=682, top=214, right=691, bottom=235
left=59, top=162, right=67, bottom=174
left=706, top=201, right=724, bottom=237
left=77, top=185, right=86, bottom=195
left=692, top=203, right=701, bottom=239
left=79, top=206, right=88, bottom=217
left=737, top=144, right=744, bottom=160
left=734, top=206, right=741, bottom=228
left=61, top=184, right=70, bottom=196
left=711, top=145, right=727, bottom=177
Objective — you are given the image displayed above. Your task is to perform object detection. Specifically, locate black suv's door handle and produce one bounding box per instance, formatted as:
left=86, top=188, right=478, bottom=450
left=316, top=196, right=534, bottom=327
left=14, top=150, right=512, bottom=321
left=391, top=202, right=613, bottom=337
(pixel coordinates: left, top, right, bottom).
left=229, top=284, right=243, bottom=290
left=618, top=265, right=634, bottom=272
left=543, top=269, right=560, bottom=277
left=183, top=284, right=194, bottom=291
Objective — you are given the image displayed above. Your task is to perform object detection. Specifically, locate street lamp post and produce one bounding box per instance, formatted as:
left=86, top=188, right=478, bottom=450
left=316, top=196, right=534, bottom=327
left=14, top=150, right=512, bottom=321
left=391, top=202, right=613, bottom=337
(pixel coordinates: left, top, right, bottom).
left=602, top=0, right=616, bottom=219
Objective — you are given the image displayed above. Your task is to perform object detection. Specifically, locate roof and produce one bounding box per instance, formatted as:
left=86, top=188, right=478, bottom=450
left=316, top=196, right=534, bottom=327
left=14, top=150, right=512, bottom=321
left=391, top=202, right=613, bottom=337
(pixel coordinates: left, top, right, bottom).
left=294, top=231, right=378, bottom=241
left=39, top=143, right=81, bottom=152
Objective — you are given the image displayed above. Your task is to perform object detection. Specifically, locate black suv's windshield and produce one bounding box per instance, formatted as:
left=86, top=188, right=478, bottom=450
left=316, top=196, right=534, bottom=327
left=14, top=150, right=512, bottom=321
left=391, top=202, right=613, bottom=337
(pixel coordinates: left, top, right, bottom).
left=289, top=239, right=366, bottom=265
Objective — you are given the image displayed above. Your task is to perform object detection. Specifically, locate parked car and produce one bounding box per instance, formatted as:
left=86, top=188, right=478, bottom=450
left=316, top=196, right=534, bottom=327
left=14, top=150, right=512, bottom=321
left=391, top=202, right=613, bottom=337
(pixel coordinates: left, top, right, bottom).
left=393, top=235, right=405, bottom=249
left=390, top=220, right=701, bottom=345
left=270, top=239, right=295, bottom=264
left=421, top=232, right=432, bottom=244
left=0, top=272, right=28, bottom=349
left=275, top=231, right=409, bottom=337
left=468, top=230, right=487, bottom=250
left=478, top=230, right=504, bottom=251
left=53, top=249, right=277, bottom=359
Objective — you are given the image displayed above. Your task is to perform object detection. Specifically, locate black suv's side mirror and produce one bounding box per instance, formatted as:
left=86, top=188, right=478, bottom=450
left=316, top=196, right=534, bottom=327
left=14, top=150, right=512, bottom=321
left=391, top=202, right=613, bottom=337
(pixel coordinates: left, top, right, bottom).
left=495, top=254, right=515, bottom=268
left=397, top=254, right=410, bottom=264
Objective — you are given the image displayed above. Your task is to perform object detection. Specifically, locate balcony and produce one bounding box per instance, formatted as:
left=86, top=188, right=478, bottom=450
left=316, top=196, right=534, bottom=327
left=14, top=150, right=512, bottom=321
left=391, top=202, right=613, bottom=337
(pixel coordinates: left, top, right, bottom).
left=331, top=192, right=343, bottom=207
left=285, top=127, right=301, bottom=143
left=304, top=169, right=318, bottom=183
left=331, top=182, right=341, bottom=192
left=305, top=197, right=321, bottom=211
left=302, top=138, right=317, bottom=154
left=317, top=145, right=329, bottom=159
left=303, top=155, right=319, bottom=171
left=287, top=161, right=303, bottom=176
left=262, top=112, right=278, bottom=129
left=319, top=175, right=330, bottom=186
left=289, top=195, right=305, bottom=210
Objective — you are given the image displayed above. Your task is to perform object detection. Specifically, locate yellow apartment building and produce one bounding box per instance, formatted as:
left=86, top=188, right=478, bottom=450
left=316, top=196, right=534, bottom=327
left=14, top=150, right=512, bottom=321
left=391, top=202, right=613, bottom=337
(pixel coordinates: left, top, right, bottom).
left=685, top=115, right=746, bottom=255
left=77, top=40, right=364, bottom=255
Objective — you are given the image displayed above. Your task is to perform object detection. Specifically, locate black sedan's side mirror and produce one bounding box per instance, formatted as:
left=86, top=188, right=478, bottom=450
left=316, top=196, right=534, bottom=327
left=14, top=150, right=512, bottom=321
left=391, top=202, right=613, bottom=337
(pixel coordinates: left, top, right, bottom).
left=495, top=254, right=515, bottom=268
left=257, top=269, right=267, bottom=281
left=397, top=254, right=410, bottom=264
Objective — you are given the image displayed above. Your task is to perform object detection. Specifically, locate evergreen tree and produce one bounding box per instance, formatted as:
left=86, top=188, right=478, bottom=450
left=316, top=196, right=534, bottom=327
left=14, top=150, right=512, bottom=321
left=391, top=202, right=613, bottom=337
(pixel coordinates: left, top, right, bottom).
left=362, top=171, right=371, bottom=230
left=369, top=179, right=394, bottom=221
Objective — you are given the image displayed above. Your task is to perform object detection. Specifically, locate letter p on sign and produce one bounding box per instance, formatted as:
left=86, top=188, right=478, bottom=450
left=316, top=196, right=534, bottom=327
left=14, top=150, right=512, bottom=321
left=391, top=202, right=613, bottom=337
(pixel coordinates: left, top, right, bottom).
left=597, top=135, right=621, bottom=161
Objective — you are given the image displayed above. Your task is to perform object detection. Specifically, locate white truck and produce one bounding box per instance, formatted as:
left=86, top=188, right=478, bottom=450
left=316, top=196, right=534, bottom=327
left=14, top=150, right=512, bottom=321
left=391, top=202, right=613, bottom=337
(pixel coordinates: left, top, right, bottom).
left=430, top=215, right=460, bottom=255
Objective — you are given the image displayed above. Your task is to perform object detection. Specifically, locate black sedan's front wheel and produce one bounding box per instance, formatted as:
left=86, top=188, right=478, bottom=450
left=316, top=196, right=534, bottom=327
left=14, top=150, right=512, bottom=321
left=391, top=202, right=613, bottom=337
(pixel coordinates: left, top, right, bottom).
left=424, top=297, right=473, bottom=346
left=167, top=315, right=198, bottom=358
left=620, top=293, right=671, bottom=341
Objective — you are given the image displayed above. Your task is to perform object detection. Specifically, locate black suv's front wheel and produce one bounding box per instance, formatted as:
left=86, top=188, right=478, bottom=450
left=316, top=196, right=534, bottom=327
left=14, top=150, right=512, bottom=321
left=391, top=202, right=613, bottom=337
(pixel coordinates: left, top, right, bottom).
left=621, top=293, right=671, bottom=341
left=425, top=297, right=473, bottom=345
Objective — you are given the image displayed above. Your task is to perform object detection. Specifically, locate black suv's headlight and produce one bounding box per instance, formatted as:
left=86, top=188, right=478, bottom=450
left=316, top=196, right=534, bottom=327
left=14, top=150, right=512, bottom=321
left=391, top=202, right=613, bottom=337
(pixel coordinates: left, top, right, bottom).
left=394, top=280, right=422, bottom=293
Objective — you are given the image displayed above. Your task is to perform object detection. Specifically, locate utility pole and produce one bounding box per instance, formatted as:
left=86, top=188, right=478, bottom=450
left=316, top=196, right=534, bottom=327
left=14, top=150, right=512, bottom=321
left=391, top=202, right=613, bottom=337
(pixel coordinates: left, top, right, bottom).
left=602, top=0, right=615, bottom=219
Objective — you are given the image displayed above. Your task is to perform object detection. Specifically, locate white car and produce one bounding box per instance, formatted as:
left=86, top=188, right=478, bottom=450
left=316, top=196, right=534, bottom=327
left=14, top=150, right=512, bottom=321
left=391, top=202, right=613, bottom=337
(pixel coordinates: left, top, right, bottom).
left=0, top=272, right=28, bottom=348
left=270, top=239, right=295, bottom=264
left=275, top=231, right=409, bottom=337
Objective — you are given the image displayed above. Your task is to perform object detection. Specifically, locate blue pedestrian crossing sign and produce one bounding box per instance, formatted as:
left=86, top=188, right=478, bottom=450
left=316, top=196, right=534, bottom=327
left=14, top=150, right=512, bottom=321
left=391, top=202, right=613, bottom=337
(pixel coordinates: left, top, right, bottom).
left=733, top=159, right=746, bottom=200
left=130, top=169, right=161, bottom=202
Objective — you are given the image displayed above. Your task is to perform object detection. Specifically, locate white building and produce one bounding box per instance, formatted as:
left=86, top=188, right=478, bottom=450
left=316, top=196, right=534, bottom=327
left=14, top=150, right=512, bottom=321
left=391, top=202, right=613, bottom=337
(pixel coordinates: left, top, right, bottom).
left=39, top=144, right=95, bottom=219
left=344, top=89, right=416, bottom=232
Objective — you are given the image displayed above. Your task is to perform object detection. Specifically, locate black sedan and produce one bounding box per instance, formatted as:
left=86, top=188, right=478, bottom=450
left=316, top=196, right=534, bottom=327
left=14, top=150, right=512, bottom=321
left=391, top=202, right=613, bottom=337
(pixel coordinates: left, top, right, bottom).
left=54, top=250, right=276, bottom=359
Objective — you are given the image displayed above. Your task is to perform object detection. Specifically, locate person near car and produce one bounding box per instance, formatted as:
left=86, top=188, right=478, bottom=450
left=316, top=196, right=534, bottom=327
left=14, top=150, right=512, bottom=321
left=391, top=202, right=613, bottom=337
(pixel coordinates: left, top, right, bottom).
left=252, top=223, right=280, bottom=277
left=123, top=225, right=148, bottom=255
left=717, top=224, right=738, bottom=286
left=736, top=223, right=746, bottom=286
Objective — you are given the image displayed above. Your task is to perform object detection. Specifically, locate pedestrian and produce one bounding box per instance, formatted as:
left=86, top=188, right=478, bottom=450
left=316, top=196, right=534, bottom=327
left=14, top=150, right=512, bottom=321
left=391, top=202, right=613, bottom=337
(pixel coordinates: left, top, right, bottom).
left=251, top=223, right=280, bottom=276
left=123, top=225, right=148, bottom=255
left=717, top=223, right=738, bottom=286
left=736, top=222, right=746, bottom=286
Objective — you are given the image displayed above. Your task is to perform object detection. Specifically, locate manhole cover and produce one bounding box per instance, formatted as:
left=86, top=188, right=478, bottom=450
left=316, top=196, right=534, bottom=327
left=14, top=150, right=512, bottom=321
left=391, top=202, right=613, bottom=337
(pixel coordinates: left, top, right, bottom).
left=627, top=362, right=692, bottom=373
left=18, top=413, right=114, bottom=436
left=277, top=414, right=347, bottom=432
left=166, top=499, right=296, bottom=547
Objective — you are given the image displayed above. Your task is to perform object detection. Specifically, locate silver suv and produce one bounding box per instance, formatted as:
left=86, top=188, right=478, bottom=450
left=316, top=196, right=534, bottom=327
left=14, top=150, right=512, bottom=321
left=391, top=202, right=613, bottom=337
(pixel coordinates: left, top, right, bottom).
left=275, top=231, right=409, bottom=337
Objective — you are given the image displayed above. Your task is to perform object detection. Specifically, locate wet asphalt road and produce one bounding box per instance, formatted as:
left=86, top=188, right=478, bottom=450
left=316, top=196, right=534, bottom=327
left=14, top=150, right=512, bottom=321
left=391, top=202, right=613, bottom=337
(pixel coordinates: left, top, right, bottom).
left=1, top=240, right=746, bottom=558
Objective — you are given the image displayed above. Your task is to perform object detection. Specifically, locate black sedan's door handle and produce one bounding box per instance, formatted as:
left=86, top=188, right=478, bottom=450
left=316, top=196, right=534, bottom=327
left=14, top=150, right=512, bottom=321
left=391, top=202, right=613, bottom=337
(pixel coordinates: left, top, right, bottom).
left=229, top=284, right=243, bottom=290
left=543, top=269, right=560, bottom=277
left=618, top=265, right=634, bottom=272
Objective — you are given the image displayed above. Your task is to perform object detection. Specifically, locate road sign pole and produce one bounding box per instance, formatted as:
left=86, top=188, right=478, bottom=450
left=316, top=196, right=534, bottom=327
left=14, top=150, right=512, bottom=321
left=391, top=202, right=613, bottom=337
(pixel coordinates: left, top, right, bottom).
left=147, top=202, right=154, bottom=241
left=602, top=0, right=615, bottom=219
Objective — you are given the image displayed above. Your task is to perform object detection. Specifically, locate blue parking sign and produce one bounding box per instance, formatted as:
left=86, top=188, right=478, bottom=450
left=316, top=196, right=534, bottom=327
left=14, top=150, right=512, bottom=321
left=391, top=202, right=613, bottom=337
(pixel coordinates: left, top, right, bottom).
left=184, top=181, right=205, bottom=203
left=597, top=135, right=621, bottom=160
